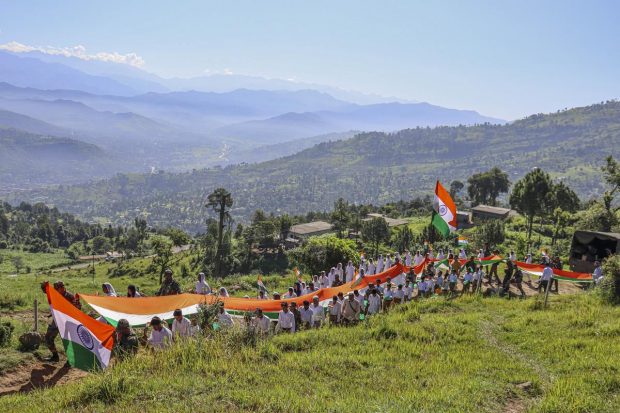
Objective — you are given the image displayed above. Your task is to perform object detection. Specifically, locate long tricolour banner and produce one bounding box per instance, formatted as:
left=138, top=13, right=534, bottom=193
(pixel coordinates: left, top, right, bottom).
left=82, top=265, right=405, bottom=326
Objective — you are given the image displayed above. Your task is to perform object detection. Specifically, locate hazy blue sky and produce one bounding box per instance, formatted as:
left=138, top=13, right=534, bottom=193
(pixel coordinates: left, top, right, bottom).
left=1, top=0, right=618, bottom=119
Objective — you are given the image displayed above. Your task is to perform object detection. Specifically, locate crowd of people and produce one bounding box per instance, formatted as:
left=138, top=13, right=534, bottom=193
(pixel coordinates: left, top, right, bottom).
left=41, top=244, right=607, bottom=362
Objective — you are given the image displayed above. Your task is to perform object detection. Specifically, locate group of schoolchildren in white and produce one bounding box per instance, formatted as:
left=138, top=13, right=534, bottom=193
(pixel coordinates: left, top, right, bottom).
left=105, top=248, right=606, bottom=342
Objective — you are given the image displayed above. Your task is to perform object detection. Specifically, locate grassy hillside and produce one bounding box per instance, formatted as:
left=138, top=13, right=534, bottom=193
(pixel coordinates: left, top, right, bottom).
left=7, top=101, right=620, bottom=231
left=0, top=294, right=618, bottom=412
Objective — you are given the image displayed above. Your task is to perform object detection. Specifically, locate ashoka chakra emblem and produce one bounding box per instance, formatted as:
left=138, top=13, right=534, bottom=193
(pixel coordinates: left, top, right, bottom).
left=439, top=205, right=448, bottom=216
left=77, top=324, right=94, bottom=350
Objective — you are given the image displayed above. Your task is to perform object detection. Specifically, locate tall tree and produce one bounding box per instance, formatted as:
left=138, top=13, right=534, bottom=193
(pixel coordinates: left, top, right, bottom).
left=449, top=180, right=464, bottom=199
left=331, top=198, right=351, bottom=238
left=467, top=167, right=510, bottom=206
left=546, top=181, right=580, bottom=245
left=361, top=217, right=391, bottom=257
left=150, top=235, right=173, bottom=284
left=206, top=188, right=233, bottom=277
left=601, top=155, right=620, bottom=231
left=509, top=168, right=552, bottom=246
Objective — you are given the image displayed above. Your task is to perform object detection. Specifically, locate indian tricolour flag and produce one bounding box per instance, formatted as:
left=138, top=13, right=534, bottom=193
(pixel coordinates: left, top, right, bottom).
left=45, top=283, right=115, bottom=372
left=432, top=180, right=457, bottom=237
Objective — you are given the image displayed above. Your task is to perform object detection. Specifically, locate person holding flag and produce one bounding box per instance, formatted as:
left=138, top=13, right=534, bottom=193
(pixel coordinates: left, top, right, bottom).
left=43, top=281, right=115, bottom=371
left=41, top=280, right=82, bottom=363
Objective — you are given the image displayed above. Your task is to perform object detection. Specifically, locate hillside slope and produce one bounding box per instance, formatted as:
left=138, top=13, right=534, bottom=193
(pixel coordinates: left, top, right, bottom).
left=0, top=294, right=617, bottom=412
left=6, top=101, right=620, bottom=231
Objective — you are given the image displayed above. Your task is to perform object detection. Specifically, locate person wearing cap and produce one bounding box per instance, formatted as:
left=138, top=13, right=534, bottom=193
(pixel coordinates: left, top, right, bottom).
left=277, top=302, right=295, bottom=333
left=341, top=292, right=361, bottom=325
left=592, top=261, right=603, bottom=284
left=195, top=272, right=211, bottom=294
left=113, top=318, right=138, bottom=359
left=41, top=280, right=81, bottom=362
left=251, top=309, right=272, bottom=334
left=310, top=296, right=324, bottom=328
left=171, top=309, right=193, bottom=338
left=157, top=269, right=181, bottom=296
left=328, top=296, right=341, bottom=325
left=299, top=300, right=314, bottom=330
left=257, top=290, right=269, bottom=300
left=144, top=316, right=172, bottom=349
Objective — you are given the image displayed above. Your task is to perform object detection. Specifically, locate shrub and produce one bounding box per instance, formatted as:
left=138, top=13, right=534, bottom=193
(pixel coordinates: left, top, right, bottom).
left=597, top=255, right=620, bottom=305
left=0, top=320, right=15, bottom=347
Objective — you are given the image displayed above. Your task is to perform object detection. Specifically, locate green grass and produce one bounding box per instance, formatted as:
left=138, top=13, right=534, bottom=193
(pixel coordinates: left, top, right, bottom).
left=0, top=294, right=618, bottom=412
left=0, top=249, right=72, bottom=275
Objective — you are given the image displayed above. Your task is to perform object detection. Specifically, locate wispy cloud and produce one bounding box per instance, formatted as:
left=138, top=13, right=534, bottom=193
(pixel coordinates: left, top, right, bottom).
left=0, top=41, right=145, bottom=67
left=203, top=67, right=235, bottom=76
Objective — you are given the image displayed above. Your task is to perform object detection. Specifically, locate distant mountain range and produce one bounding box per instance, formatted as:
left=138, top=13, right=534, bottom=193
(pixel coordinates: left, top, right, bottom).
left=8, top=101, right=619, bottom=232
left=0, top=50, right=506, bottom=189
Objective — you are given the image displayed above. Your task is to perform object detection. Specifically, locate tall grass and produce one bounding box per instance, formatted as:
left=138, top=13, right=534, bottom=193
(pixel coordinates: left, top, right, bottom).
left=0, top=294, right=618, bottom=412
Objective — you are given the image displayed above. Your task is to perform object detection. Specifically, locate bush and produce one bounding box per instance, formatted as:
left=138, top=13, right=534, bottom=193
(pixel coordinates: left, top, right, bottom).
left=288, top=235, right=359, bottom=275
left=0, top=240, right=8, bottom=249
left=597, top=255, right=620, bottom=305
left=0, top=320, right=15, bottom=347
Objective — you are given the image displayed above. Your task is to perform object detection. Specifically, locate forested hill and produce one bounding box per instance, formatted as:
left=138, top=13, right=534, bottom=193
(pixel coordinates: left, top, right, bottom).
left=7, top=101, right=620, bottom=232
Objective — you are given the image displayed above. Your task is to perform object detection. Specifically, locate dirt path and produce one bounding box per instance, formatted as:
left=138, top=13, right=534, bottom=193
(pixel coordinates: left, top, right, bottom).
left=0, top=356, right=87, bottom=396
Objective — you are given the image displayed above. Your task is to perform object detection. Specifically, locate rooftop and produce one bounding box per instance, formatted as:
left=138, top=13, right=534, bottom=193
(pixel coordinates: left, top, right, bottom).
left=363, top=214, right=409, bottom=227
left=289, top=221, right=333, bottom=235
left=471, top=205, right=516, bottom=216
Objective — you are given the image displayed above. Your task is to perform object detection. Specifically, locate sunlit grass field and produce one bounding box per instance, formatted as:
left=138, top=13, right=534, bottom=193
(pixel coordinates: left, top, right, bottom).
left=1, top=293, right=618, bottom=412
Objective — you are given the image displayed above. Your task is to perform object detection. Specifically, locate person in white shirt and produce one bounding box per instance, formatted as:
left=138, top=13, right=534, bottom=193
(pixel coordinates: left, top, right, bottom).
left=427, top=250, right=434, bottom=260
left=377, top=255, right=384, bottom=273
left=437, top=250, right=445, bottom=260
left=509, top=251, right=517, bottom=262
left=303, top=282, right=318, bottom=295
left=341, top=292, right=361, bottom=324
left=310, top=296, right=324, bottom=328
left=219, top=287, right=229, bottom=297
left=102, top=282, right=117, bottom=297
left=195, top=272, right=211, bottom=294
left=367, top=259, right=376, bottom=275
left=459, top=249, right=467, bottom=260
left=448, top=272, right=458, bottom=294
left=328, top=296, right=341, bottom=325
left=539, top=264, right=554, bottom=293
left=277, top=303, right=295, bottom=333
left=404, top=251, right=412, bottom=267
left=477, top=249, right=484, bottom=260
left=383, top=282, right=394, bottom=310
left=385, top=254, right=393, bottom=269
left=319, top=271, right=329, bottom=288
left=345, top=261, right=356, bottom=283
left=217, top=306, right=234, bottom=328
left=366, top=288, right=382, bottom=315
left=472, top=267, right=484, bottom=292
left=393, top=284, right=405, bottom=304
left=403, top=280, right=413, bottom=302
left=257, top=290, right=269, bottom=300
left=462, top=272, right=473, bottom=295
left=299, top=300, right=314, bottom=330
left=144, top=316, right=172, bottom=349
left=592, top=261, right=604, bottom=284
left=283, top=287, right=297, bottom=299
left=353, top=289, right=365, bottom=309
left=328, top=268, right=337, bottom=287
left=251, top=309, right=272, bottom=334
left=171, top=309, right=193, bottom=339
left=414, top=251, right=424, bottom=266
left=335, top=263, right=344, bottom=279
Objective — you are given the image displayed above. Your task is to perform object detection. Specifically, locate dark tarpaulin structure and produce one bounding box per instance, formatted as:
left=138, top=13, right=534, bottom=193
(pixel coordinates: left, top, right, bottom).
left=569, top=230, right=620, bottom=272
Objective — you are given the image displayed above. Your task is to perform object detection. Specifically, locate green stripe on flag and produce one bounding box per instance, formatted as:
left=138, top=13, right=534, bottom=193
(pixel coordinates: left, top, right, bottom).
left=431, top=211, right=450, bottom=237
left=61, top=339, right=102, bottom=372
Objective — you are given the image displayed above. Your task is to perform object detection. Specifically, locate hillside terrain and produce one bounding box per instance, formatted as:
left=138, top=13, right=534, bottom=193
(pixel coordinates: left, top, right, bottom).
left=0, top=292, right=617, bottom=412
left=7, top=101, right=619, bottom=232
